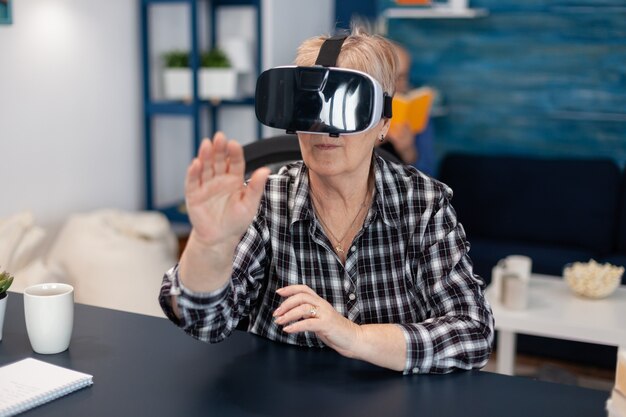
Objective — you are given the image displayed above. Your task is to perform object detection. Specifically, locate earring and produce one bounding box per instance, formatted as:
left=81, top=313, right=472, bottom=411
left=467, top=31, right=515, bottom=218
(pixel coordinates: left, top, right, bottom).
left=379, top=135, right=385, bottom=143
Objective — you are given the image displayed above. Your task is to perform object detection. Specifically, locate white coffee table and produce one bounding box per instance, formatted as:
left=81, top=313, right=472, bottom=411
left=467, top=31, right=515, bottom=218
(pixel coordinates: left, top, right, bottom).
left=485, top=273, right=626, bottom=375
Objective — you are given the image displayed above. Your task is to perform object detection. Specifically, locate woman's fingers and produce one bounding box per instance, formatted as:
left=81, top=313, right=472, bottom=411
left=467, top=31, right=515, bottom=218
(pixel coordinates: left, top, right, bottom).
left=242, top=167, right=270, bottom=212
left=226, top=139, right=245, bottom=177
left=194, top=133, right=249, bottom=188
left=189, top=132, right=269, bottom=217
left=212, top=132, right=228, bottom=176
left=274, top=293, right=320, bottom=321
left=273, top=286, right=329, bottom=329
left=273, top=292, right=318, bottom=316
left=273, top=285, right=359, bottom=355
left=272, top=285, right=321, bottom=324
left=282, top=318, right=321, bottom=334
left=275, top=303, right=319, bottom=325
left=185, top=158, right=202, bottom=195
left=198, top=138, right=214, bottom=186
left=183, top=133, right=268, bottom=247
left=276, top=285, right=318, bottom=298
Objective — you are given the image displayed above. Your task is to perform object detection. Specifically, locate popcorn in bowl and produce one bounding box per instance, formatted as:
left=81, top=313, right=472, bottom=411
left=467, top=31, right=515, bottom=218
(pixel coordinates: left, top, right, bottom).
left=563, top=259, right=624, bottom=299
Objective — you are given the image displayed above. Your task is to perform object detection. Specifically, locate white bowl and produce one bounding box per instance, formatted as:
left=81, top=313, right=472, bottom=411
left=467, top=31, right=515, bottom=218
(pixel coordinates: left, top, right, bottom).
left=563, top=260, right=623, bottom=299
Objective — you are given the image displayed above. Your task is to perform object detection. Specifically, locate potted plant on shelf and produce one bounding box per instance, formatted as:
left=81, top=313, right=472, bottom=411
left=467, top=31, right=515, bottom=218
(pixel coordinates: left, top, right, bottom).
left=162, top=48, right=238, bottom=101
left=199, top=48, right=237, bottom=100
left=162, top=50, right=191, bottom=101
left=0, top=269, right=14, bottom=341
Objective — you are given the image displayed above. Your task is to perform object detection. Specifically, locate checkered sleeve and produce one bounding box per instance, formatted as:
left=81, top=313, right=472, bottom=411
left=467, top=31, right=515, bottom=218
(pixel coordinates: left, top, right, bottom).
left=158, top=214, right=270, bottom=343
left=398, top=187, right=494, bottom=375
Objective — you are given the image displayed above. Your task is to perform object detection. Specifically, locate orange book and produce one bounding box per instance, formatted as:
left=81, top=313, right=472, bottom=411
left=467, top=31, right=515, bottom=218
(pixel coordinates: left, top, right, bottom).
left=389, top=86, right=434, bottom=136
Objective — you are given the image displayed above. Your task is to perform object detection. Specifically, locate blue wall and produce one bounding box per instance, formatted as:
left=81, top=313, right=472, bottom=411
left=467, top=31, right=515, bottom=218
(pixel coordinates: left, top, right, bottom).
left=383, top=1, right=626, bottom=169
left=336, top=0, right=377, bottom=28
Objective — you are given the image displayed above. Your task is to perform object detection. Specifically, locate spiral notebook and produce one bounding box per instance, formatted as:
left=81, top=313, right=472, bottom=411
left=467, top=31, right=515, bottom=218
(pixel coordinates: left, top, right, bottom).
left=0, top=358, right=93, bottom=417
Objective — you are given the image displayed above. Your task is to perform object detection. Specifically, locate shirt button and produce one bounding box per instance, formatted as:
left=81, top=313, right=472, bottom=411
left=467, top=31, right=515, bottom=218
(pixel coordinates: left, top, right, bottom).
left=413, top=367, right=419, bottom=374
left=350, top=246, right=356, bottom=252
left=348, top=293, right=356, bottom=301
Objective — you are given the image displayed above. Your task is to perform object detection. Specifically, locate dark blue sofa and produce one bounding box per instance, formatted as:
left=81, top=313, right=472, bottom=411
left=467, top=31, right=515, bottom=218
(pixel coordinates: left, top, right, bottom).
left=438, top=153, right=625, bottom=369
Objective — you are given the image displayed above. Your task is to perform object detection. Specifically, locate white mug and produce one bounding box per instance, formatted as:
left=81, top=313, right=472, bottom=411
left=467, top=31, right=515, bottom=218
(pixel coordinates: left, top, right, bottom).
left=501, top=272, right=529, bottom=310
left=491, top=264, right=504, bottom=302
left=500, top=255, right=532, bottom=281
left=24, top=283, right=74, bottom=354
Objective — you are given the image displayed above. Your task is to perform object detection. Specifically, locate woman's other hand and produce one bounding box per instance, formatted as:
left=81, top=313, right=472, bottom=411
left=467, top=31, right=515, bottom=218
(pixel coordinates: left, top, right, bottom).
left=273, top=285, right=362, bottom=358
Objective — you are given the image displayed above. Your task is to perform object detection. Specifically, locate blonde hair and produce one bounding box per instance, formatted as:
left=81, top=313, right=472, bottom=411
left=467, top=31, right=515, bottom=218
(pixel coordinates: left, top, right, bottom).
left=294, top=25, right=398, bottom=96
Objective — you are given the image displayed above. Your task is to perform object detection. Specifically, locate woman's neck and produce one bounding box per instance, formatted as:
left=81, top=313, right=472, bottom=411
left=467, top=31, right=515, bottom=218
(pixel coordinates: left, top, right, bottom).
left=308, top=163, right=374, bottom=261
left=308, top=162, right=374, bottom=211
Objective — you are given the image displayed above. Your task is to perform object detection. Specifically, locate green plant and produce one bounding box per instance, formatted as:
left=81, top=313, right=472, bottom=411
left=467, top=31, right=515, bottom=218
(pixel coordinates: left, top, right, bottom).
left=163, top=48, right=231, bottom=69
left=163, top=50, right=189, bottom=68
left=0, top=270, right=14, bottom=300
left=201, top=48, right=231, bottom=68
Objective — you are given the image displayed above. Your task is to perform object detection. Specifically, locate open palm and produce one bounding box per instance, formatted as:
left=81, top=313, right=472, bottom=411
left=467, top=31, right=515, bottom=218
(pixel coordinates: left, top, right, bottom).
left=185, top=132, right=270, bottom=248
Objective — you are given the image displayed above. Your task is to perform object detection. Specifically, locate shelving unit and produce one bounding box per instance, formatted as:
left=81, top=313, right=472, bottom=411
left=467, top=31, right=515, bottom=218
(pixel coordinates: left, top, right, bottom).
left=383, top=5, right=487, bottom=19
left=140, top=0, right=262, bottom=226
left=382, top=0, right=487, bottom=19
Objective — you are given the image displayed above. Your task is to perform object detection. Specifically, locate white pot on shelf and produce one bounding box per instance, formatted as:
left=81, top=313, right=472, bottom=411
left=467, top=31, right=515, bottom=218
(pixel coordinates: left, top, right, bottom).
left=163, top=68, right=192, bottom=101
left=199, top=68, right=238, bottom=100
left=163, top=68, right=239, bottom=101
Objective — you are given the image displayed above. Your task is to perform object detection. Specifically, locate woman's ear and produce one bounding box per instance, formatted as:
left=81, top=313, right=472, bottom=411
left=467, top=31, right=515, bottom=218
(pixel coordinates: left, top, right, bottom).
left=380, top=118, right=391, bottom=137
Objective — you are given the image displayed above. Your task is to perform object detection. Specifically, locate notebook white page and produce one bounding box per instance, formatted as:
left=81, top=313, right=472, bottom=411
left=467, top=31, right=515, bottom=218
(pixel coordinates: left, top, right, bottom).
left=0, top=358, right=93, bottom=417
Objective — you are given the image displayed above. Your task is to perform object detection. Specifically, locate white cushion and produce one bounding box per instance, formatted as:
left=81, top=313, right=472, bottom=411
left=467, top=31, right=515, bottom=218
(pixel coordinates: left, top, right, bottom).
left=0, top=212, right=47, bottom=273
left=10, top=259, right=64, bottom=293
left=46, top=209, right=178, bottom=317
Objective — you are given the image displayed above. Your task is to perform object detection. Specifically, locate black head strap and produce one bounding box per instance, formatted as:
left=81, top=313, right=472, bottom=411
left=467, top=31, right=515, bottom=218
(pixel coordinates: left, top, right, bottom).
left=315, top=35, right=348, bottom=67
left=383, top=94, right=393, bottom=119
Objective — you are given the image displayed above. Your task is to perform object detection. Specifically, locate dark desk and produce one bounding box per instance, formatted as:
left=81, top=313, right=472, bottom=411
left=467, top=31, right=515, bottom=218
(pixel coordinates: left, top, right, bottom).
left=0, top=292, right=609, bottom=417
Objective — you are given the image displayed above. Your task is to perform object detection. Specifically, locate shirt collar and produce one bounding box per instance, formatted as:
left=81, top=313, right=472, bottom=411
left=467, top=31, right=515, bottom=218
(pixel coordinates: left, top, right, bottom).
left=288, top=163, right=313, bottom=226
left=372, top=155, right=401, bottom=229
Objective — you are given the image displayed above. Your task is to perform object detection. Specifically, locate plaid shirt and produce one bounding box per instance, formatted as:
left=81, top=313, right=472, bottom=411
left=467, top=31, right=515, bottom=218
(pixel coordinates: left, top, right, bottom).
left=159, top=156, right=494, bottom=375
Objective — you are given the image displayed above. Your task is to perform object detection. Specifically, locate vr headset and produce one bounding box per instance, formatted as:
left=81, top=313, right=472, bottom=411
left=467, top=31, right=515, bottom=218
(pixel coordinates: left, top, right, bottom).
left=255, top=35, right=393, bottom=137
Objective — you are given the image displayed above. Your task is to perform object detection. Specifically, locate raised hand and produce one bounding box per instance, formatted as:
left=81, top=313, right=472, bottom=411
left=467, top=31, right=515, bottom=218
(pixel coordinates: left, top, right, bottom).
left=184, top=132, right=270, bottom=249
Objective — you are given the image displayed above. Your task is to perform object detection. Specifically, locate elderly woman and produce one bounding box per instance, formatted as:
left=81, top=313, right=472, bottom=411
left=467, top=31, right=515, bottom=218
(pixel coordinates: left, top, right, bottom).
left=159, top=27, right=494, bottom=375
